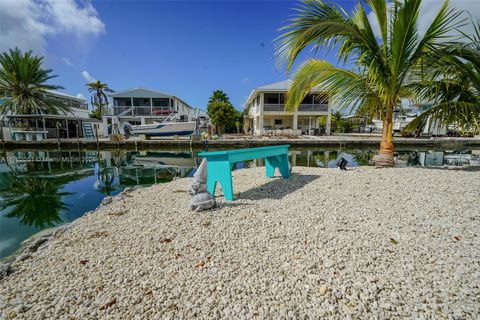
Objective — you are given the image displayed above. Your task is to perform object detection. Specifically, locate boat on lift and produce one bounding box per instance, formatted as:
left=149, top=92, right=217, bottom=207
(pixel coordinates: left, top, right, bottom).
left=130, top=110, right=197, bottom=137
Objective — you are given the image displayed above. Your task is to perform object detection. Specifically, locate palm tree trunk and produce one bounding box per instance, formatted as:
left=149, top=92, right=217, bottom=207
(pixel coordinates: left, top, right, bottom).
left=374, top=101, right=395, bottom=167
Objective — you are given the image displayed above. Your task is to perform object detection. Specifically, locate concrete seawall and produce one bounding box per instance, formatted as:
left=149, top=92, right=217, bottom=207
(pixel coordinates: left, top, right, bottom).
left=1, top=137, right=479, bottom=151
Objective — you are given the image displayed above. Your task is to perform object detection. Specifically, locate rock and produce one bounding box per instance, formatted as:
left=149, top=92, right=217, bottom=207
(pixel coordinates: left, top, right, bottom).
left=15, top=253, right=32, bottom=262
left=319, top=286, right=328, bottom=295
left=28, top=237, right=49, bottom=253
left=0, top=264, right=13, bottom=280
left=101, top=196, right=113, bottom=206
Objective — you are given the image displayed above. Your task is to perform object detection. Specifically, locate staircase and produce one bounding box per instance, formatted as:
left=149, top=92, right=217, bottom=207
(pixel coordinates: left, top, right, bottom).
left=83, top=122, right=96, bottom=140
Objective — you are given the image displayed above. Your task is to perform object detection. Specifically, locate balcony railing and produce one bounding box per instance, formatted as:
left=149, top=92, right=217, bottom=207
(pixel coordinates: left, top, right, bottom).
left=264, top=104, right=328, bottom=112
left=103, top=106, right=174, bottom=116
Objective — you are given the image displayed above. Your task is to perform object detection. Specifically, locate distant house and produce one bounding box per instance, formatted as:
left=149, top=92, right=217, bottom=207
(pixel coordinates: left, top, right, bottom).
left=243, top=80, right=333, bottom=135
left=0, top=90, right=99, bottom=140
left=102, top=87, right=200, bottom=135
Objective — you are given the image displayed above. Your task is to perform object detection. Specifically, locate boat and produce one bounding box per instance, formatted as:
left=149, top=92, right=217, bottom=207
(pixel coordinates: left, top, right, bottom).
left=130, top=111, right=197, bottom=137
left=372, top=111, right=417, bottom=133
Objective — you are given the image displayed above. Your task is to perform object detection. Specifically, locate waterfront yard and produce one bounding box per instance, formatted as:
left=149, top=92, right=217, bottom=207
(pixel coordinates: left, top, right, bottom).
left=1, top=166, right=479, bottom=319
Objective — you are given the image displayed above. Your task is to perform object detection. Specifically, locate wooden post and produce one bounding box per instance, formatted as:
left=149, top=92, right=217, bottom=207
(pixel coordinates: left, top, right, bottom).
left=56, top=121, right=61, bottom=150
left=94, top=125, right=99, bottom=150
left=76, top=122, right=80, bottom=148
left=42, top=115, right=47, bottom=139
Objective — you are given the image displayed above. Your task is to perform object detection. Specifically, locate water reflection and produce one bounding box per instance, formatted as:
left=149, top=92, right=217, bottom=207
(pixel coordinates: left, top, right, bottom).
left=0, top=173, right=72, bottom=229
left=0, top=147, right=478, bottom=260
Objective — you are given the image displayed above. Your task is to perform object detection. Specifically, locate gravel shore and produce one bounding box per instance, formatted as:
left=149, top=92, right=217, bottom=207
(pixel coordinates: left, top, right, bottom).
left=1, top=167, right=479, bottom=319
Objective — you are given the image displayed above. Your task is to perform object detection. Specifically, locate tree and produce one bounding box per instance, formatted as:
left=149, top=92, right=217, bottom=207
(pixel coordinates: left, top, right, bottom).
left=405, top=19, right=480, bottom=135
left=87, top=80, right=114, bottom=119
left=0, top=48, right=70, bottom=115
left=276, top=0, right=462, bottom=166
left=207, top=90, right=237, bottom=133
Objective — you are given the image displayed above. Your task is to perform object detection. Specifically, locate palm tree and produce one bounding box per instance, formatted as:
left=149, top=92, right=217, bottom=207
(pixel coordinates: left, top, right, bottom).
left=0, top=48, right=70, bottom=115
left=208, top=90, right=230, bottom=104
left=405, top=20, right=480, bottom=135
left=276, top=0, right=463, bottom=166
left=87, top=80, right=114, bottom=119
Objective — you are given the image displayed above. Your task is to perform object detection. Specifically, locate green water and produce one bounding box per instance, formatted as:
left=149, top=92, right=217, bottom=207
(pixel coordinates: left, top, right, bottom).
left=1, top=148, right=478, bottom=260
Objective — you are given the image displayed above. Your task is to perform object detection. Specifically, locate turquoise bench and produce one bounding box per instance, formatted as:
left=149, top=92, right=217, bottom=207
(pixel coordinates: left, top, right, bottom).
left=198, top=145, right=290, bottom=201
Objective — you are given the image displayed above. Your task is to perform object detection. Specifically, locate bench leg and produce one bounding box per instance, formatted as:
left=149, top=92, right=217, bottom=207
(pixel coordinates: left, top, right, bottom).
left=265, top=154, right=290, bottom=178
left=206, top=161, right=234, bottom=201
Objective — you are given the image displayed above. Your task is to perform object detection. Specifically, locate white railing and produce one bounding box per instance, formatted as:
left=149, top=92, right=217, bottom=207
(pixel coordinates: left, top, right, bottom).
left=104, top=106, right=174, bottom=116
left=263, top=104, right=328, bottom=112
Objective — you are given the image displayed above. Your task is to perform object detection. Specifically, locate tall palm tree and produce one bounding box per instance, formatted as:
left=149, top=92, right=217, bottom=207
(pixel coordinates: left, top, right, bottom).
left=405, top=20, right=480, bottom=135
left=0, top=48, right=70, bottom=115
left=276, top=0, right=463, bottom=166
left=87, top=80, right=114, bottom=119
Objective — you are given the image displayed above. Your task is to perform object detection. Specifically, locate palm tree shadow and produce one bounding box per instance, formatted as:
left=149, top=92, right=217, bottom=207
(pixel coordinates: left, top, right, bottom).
left=234, top=173, right=320, bottom=200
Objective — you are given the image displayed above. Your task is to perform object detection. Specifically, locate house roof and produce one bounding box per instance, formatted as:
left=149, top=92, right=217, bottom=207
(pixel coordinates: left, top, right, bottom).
left=243, top=80, right=324, bottom=108
left=255, top=79, right=293, bottom=91
left=47, top=90, right=86, bottom=102
left=110, top=87, right=175, bottom=97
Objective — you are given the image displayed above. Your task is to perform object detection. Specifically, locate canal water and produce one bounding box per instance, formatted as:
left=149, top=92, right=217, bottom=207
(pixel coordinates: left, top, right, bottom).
left=1, top=148, right=479, bottom=260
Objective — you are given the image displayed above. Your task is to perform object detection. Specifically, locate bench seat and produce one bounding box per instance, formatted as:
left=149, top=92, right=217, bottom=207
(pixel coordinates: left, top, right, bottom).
left=198, top=145, right=290, bottom=200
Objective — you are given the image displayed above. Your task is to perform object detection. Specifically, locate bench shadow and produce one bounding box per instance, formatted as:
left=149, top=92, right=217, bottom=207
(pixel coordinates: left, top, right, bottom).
left=232, top=173, right=320, bottom=200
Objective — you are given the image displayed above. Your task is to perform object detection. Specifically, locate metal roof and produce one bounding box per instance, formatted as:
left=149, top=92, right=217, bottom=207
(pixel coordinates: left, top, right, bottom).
left=47, top=90, right=86, bottom=102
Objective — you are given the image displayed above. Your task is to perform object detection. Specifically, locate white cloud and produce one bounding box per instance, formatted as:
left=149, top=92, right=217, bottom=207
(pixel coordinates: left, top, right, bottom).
left=76, top=93, right=85, bottom=99
left=62, top=57, right=73, bottom=66
left=367, top=0, right=480, bottom=41
left=81, top=70, right=96, bottom=82
left=0, top=0, right=105, bottom=54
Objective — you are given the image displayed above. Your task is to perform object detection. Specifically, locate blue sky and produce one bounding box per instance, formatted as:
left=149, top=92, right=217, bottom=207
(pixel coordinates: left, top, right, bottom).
left=0, top=0, right=355, bottom=110
left=1, top=0, right=479, bottom=110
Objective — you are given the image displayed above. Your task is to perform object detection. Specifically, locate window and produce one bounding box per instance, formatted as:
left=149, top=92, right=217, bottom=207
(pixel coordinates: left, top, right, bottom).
left=132, top=98, right=150, bottom=106
left=301, top=94, right=314, bottom=104
left=279, top=94, right=285, bottom=104
left=114, top=98, right=132, bottom=107
left=274, top=119, right=283, bottom=125
left=152, top=98, right=170, bottom=107
left=264, top=93, right=280, bottom=104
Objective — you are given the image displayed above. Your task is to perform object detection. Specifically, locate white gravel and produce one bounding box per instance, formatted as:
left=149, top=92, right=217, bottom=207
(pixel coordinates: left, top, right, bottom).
left=1, top=166, right=479, bottom=319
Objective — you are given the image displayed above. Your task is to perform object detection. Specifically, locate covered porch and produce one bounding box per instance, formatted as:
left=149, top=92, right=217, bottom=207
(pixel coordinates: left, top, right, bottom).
left=1, top=114, right=92, bottom=141
left=250, top=114, right=330, bottom=136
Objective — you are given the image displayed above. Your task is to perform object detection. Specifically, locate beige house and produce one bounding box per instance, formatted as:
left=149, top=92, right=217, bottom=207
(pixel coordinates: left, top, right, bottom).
left=243, top=80, right=332, bottom=135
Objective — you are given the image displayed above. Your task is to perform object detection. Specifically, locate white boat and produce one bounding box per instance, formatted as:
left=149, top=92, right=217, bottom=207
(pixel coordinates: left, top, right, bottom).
left=131, top=121, right=196, bottom=137
left=130, top=111, right=197, bottom=137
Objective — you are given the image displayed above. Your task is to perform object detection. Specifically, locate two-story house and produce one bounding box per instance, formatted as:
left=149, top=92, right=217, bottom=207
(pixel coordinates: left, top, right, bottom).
left=243, top=80, right=332, bottom=135
left=102, top=87, right=198, bottom=135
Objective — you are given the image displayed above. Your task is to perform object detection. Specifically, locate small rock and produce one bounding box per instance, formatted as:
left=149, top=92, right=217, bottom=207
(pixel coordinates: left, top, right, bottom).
left=101, top=196, right=112, bottom=206
left=0, top=263, right=13, bottom=280
left=319, top=285, right=328, bottom=295
left=28, top=237, right=49, bottom=253
left=15, top=253, right=32, bottom=262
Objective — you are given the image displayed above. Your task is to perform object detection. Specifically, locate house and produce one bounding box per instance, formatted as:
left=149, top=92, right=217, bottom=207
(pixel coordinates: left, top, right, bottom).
left=243, top=80, right=332, bottom=135
left=0, top=90, right=100, bottom=140
left=102, top=87, right=199, bottom=136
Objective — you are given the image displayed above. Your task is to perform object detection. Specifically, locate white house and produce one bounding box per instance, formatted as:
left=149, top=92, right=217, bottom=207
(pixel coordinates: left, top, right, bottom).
left=243, top=80, right=333, bottom=135
left=101, top=87, right=199, bottom=136
left=0, top=90, right=100, bottom=140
